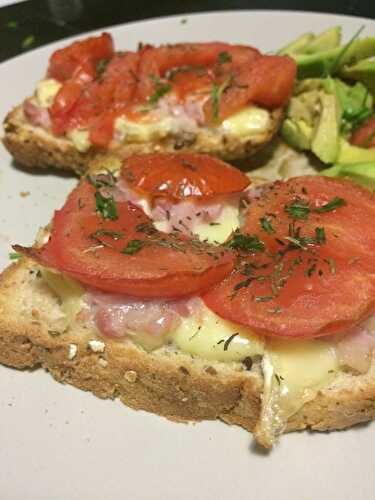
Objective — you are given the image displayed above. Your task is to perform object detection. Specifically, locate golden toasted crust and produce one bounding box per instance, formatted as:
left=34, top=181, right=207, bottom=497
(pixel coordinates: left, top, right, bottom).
left=1, top=259, right=375, bottom=446
left=3, top=105, right=283, bottom=175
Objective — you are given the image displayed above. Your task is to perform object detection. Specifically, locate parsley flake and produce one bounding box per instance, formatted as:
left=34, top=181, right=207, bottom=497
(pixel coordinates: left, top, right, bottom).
left=284, top=199, right=310, bottom=220
left=227, top=232, right=265, bottom=253
left=218, top=51, right=232, bottom=64
left=95, top=191, right=118, bottom=220
left=315, top=197, right=346, bottom=213
left=260, top=216, right=275, bottom=234
left=122, top=239, right=145, bottom=255
left=9, top=252, right=21, bottom=260
left=142, top=76, right=171, bottom=110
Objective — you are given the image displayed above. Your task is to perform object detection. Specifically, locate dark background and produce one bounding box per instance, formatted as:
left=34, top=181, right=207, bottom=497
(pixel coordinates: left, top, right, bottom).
left=0, top=0, right=374, bottom=62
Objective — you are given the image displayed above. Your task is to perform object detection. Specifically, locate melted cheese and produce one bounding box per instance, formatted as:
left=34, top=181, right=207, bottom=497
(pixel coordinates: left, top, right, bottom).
left=115, top=116, right=175, bottom=143
left=221, top=106, right=271, bottom=139
left=67, top=129, right=91, bottom=152
left=172, top=303, right=264, bottom=362
left=255, top=339, right=338, bottom=447
left=193, top=204, right=239, bottom=244
left=36, top=78, right=62, bottom=108
left=41, top=269, right=85, bottom=329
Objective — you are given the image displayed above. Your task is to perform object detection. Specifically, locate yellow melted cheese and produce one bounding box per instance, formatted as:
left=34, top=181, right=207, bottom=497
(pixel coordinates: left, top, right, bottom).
left=36, top=78, right=62, bottom=108
left=172, top=304, right=264, bottom=362
left=193, top=204, right=239, bottom=244
left=256, top=339, right=338, bottom=447
left=221, top=105, right=271, bottom=139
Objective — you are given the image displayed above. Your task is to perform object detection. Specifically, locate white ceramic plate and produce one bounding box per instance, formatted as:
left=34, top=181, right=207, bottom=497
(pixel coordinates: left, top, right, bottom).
left=1, top=11, right=375, bottom=500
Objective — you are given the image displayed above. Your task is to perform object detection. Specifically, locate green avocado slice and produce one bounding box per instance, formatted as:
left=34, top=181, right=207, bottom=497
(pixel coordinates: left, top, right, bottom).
left=302, top=26, right=342, bottom=54
left=277, top=32, right=315, bottom=55
left=321, top=161, right=375, bottom=188
left=340, top=59, right=375, bottom=96
left=311, top=92, right=341, bottom=163
left=338, top=139, right=375, bottom=163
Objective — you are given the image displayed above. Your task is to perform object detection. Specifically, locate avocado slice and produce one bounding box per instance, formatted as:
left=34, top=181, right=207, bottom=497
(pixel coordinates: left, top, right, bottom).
left=340, top=58, right=375, bottom=96
left=278, top=32, right=315, bottom=55
left=321, top=161, right=375, bottom=188
left=281, top=119, right=313, bottom=150
left=311, top=92, right=341, bottom=163
left=294, top=37, right=375, bottom=79
left=338, top=139, right=375, bottom=163
left=303, top=26, right=342, bottom=54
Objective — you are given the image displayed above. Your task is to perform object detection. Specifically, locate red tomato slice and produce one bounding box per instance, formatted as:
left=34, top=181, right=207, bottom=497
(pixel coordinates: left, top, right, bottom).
left=121, top=153, right=250, bottom=200
left=203, top=176, right=375, bottom=339
left=350, top=116, right=375, bottom=148
left=17, top=179, right=234, bottom=298
left=48, top=33, right=114, bottom=82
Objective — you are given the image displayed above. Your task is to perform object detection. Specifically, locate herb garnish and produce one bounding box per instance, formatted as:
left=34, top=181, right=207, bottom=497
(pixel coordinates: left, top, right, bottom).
left=22, top=35, right=35, bottom=49
left=260, top=216, right=275, bottom=234
left=227, top=232, right=265, bottom=253
left=210, top=75, right=233, bottom=121
left=223, top=333, right=239, bottom=351
left=218, top=51, right=232, bottom=64
left=90, top=230, right=123, bottom=241
left=95, top=191, right=118, bottom=220
left=142, top=76, right=171, bottom=110
left=96, top=58, right=110, bottom=78
left=284, top=199, right=310, bottom=220
left=315, top=227, right=326, bottom=244
left=315, top=197, right=346, bottom=213
left=9, top=252, right=21, bottom=260
left=122, top=239, right=145, bottom=255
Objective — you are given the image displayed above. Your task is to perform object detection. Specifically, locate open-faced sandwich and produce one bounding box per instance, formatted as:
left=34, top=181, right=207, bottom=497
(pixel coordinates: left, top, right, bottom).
left=3, top=33, right=296, bottom=174
left=2, top=152, right=375, bottom=448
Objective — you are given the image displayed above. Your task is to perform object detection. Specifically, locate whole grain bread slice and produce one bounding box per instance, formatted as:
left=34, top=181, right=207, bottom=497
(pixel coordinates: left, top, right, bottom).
left=1, top=258, right=375, bottom=446
left=3, top=105, right=284, bottom=175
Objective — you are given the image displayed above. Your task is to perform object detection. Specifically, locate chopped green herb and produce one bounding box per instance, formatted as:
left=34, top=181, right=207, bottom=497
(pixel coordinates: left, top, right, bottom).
left=86, top=170, right=117, bottom=189
left=9, top=252, right=21, bottom=260
left=90, top=229, right=123, bottom=241
left=6, top=20, right=18, bottom=29
left=96, top=58, right=110, bottom=78
left=315, top=197, right=346, bottom=213
left=95, top=191, right=118, bottom=220
left=143, top=76, right=171, bottom=110
left=329, top=25, right=365, bottom=75
left=210, top=75, right=233, bottom=121
left=227, top=232, right=265, bottom=253
left=223, top=333, right=239, bottom=351
left=136, top=222, right=157, bottom=235
left=284, top=235, right=315, bottom=249
left=21, top=35, right=35, bottom=49
left=233, top=278, right=253, bottom=291
left=122, top=239, right=145, bottom=255
left=315, top=227, right=326, bottom=244
left=284, top=199, right=310, bottom=220
left=260, top=216, right=275, bottom=234
left=218, top=51, right=232, bottom=64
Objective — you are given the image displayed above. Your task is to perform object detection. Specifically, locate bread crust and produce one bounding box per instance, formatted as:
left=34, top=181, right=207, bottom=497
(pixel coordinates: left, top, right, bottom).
left=3, top=105, right=283, bottom=175
left=1, top=259, right=375, bottom=445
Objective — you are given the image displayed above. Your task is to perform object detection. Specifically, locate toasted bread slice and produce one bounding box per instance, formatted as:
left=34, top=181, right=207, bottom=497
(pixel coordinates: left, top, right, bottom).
left=1, top=258, right=375, bottom=447
left=3, top=105, right=284, bottom=176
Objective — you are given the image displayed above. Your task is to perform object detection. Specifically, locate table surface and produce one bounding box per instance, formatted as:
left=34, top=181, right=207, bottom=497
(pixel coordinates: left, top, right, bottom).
left=0, top=0, right=374, bottom=62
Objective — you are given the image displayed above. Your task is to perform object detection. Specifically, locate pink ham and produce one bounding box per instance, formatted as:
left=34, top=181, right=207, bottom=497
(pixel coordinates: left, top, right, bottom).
left=335, top=320, right=375, bottom=374
left=86, top=290, right=198, bottom=339
left=23, top=99, right=51, bottom=129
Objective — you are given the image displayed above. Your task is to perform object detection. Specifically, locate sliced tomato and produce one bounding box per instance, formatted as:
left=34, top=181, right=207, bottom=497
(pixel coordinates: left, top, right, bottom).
left=203, top=176, right=375, bottom=339
left=121, top=153, right=250, bottom=200
left=48, top=33, right=114, bottom=82
left=350, top=116, right=375, bottom=148
left=18, top=179, right=234, bottom=298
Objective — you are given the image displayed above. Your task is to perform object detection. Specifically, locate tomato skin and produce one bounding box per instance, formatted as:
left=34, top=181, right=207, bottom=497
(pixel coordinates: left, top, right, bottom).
left=19, top=179, right=234, bottom=298
left=48, top=33, right=114, bottom=82
left=350, top=116, right=375, bottom=148
left=203, top=176, right=375, bottom=339
left=46, top=37, right=296, bottom=147
left=121, top=153, right=250, bottom=200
